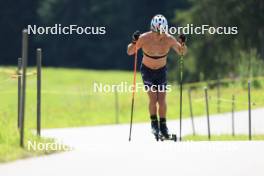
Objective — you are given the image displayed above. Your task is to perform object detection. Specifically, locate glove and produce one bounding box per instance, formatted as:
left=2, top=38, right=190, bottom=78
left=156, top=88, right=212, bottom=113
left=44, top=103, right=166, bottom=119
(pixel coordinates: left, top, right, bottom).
left=132, top=30, right=140, bottom=44
left=179, top=34, right=186, bottom=44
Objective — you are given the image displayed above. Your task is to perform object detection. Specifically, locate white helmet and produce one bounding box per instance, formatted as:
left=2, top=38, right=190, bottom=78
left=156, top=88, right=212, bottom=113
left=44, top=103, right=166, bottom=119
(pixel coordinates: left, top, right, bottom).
left=150, top=14, right=168, bottom=33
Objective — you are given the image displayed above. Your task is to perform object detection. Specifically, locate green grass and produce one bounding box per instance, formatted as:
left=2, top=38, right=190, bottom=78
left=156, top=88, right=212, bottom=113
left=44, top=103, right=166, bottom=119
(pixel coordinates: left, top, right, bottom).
left=1, top=67, right=264, bottom=128
left=0, top=126, right=64, bottom=162
left=183, top=134, right=264, bottom=141
left=0, top=67, right=264, bottom=161
left=0, top=108, right=67, bottom=162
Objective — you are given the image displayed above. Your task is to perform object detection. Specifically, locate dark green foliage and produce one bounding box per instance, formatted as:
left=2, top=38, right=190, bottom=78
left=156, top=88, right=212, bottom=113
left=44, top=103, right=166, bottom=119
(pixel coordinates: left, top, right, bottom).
left=0, top=0, right=188, bottom=69
left=0, top=0, right=262, bottom=82
left=172, top=0, right=264, bottom=81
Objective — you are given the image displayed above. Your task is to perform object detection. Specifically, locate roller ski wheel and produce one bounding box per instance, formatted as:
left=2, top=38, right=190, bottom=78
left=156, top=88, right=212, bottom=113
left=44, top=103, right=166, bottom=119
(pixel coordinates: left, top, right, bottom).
left=159, top=134, right=177, bottom=142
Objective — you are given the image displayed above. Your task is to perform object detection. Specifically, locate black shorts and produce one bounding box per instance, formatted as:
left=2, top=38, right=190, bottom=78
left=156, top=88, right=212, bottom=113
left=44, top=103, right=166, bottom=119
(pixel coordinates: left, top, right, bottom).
left=140, top=64, right=167, bottom=91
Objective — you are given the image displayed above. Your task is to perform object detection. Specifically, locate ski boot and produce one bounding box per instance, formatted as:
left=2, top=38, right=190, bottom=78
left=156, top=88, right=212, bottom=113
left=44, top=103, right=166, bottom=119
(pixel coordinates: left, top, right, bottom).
left=159, top=118, right=170, bottom=139
left=150, top=115, right=159, bottom=141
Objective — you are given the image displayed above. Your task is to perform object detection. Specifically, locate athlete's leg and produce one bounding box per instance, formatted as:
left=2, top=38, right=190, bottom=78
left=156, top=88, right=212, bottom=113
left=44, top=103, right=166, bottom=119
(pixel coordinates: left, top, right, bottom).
left=157, top=91, right=170, bottom=138
left=157, top=91, right=167, bottom=118
left=140, top=64, right=159, bottom=136
left=156, top=66, right=169, bottom=137
left=147, top=90, right=159, bottom=136
left=156, top=65, right=167, bottom=119
left=147, top=90, right=158, bottom=116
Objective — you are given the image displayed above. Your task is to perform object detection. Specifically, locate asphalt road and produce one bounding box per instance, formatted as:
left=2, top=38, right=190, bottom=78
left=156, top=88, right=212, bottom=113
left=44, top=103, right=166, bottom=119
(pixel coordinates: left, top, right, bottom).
left=0, top=109, right=264, bottom=176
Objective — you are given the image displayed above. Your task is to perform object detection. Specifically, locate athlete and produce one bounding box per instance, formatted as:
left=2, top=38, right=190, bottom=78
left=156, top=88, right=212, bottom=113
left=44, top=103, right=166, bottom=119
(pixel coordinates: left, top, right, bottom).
left=127, top=14, right=187, bottom=139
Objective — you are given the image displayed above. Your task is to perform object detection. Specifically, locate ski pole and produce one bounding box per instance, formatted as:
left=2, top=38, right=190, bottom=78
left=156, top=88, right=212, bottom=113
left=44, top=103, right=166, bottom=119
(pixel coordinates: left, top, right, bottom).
left=128, top=45, right=138, bottom=141
left=178, top=34, right=186, bottom=142
left=179, top=34, right=186, bottom=141
left=179, top=54, right=183, bottom=141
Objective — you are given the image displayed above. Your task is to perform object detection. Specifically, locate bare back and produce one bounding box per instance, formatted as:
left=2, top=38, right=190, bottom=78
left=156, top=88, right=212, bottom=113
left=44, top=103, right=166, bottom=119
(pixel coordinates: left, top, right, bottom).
left=127, top=31, right=186, bottom=69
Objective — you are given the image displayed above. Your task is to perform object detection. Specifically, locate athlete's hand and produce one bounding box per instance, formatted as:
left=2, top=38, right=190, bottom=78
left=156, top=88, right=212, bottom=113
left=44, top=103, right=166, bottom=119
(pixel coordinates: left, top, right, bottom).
left=132, top=31, right=141, bottom=44
left=178, top=34, right=187, bottom=56
left=178, top=34, right=186, bottom=45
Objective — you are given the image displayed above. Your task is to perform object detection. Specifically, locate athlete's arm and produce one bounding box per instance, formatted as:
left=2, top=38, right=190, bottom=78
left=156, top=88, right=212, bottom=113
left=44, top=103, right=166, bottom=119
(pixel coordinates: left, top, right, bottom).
left=127, top=31, right=143, bottom=55
left=127, top=43, right=140, bottom=55
left=170, top=35, right=187, bottom=56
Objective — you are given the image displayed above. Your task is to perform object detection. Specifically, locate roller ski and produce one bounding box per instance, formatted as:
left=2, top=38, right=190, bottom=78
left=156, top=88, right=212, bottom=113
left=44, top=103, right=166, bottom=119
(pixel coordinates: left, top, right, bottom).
left=157, top=133, right=177, bottom=142
left=158, top=118, right=177, bottom=142
left=151, top=117, right=177, bottom=142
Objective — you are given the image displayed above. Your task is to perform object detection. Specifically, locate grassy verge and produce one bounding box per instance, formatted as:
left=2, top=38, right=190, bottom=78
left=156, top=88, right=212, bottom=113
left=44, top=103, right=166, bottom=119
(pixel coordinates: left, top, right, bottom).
left=0, top=128, right=65, bottom=162
left=183, top=134, right=264, bottom=141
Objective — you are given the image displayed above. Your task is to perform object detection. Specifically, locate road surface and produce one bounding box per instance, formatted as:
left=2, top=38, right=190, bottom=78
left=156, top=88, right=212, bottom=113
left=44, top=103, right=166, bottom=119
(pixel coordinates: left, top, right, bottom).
left=0, top=109, right=264, bottom=176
